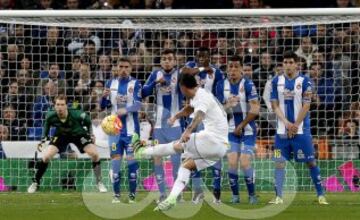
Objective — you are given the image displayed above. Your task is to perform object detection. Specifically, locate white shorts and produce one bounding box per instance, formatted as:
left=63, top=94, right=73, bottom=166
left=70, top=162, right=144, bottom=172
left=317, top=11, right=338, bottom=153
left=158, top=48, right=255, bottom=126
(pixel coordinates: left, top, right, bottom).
left=181, top=131, right=228, bottom=171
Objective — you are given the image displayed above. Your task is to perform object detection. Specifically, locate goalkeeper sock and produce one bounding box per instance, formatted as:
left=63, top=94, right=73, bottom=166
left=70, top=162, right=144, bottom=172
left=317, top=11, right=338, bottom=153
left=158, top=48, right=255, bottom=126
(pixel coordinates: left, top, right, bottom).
left=275, top=168, right=285, bottom=198
left=212, top=161, right=222, bottom=200
left=111, top=159, right=121, bottom=196
left=92, top=160, right=102, bottom=184
left=243, top=167, right=255, bottom=196
left=168, top=167, right=191, bottom=201
left=34, top=160, right=49, bottom=184
left=144, top=142, right=176, bottom=157
left=154, top=164, right=166, bottom=196
left=310, top=165, right=324, bottom=196
left=191, top=171, right=203, bottom=193
left=228, top=168, right=239, bottom=196
left=127, top=159, right=138, bottom=195
left=170, top=153, right=181, bottom=180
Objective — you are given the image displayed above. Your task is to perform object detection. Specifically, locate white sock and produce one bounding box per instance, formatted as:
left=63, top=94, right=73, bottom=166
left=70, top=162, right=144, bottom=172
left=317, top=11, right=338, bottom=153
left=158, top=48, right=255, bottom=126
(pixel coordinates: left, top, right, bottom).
left=143, top=142, right=176, bottom=157
left=168, top=167, right=191, bottom=200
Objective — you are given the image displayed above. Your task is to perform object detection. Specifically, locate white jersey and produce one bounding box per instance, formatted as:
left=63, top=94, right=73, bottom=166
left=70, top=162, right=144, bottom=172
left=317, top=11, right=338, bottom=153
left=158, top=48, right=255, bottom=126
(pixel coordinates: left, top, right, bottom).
left=189, top=88, right=228, bottom=141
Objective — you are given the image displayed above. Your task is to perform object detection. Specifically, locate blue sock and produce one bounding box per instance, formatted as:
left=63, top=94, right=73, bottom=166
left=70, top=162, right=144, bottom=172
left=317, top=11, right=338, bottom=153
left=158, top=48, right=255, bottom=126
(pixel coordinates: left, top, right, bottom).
left=310, top=166, right=324, bottom=196
left=212, top=161, right=222, bottom=192
left=111, top=159, right=121, bottom=196
left=243, top=168, right=255, bottom=196
left=154, top=164, right=166, bottom=195
left=127, top=159, right=138, bottom=195
left=228, top=168, right=239, bottom=196
left=191, top=171, right=203, bottom=193
left=275, top=168, right=285, bottom=198
left=171, top=154, right=181, bottom=180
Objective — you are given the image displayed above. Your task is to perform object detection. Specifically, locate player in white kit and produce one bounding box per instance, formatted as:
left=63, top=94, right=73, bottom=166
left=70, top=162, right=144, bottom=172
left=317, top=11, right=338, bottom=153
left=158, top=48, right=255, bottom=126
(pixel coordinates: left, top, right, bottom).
left=133, top=73, right=229, bottom=211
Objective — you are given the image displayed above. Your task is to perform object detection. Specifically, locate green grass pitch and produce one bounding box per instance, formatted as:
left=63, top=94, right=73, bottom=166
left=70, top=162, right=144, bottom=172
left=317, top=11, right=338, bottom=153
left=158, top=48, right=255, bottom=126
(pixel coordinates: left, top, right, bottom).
left=0, top=192, right=359, bottom=220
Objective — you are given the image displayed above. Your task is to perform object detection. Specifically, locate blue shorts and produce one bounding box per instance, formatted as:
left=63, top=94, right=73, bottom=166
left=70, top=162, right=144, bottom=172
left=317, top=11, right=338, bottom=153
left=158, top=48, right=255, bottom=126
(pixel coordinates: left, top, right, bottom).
left=273, top=134, right=315, bottom=163
left=108, top=135, right=134, bottom=156
left=228, top=133, right=256, bottom=155
left=153, top=127, right=182, bottom=144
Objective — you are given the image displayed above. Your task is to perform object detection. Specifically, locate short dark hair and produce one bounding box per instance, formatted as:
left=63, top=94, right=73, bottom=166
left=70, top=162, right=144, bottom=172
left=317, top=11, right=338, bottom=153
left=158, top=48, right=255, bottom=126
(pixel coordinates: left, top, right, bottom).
left=118, top=57, right=132, bottom=66
left=283, top=50, right=299, bottom=62
left=228, top=55, right=242, bottom=65
left=309, top=62, right=323, bottom=69
left=179, top=73, right=198, bottom=89
left=84, top=39, right=96, bottom=47
left=54, top=94, right=67, bottom=103
left=161, top=49, right=176, bottom=57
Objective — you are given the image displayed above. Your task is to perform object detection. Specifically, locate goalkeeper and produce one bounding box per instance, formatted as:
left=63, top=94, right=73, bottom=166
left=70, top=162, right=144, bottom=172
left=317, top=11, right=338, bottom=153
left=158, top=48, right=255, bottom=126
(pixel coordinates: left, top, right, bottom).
left=27, top=95, right=107, bottom=193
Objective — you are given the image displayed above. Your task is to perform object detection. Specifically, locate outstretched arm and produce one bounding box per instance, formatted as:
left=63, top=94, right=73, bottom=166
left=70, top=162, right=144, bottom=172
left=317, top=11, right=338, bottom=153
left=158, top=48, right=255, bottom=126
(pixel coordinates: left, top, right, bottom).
left=180, top=110, right=205, bottom=142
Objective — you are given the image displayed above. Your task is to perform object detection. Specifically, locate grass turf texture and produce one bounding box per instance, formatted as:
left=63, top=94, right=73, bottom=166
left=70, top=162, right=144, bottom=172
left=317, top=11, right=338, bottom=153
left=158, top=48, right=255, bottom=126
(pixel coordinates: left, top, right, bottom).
left=0, top=192, right=359, bottom=220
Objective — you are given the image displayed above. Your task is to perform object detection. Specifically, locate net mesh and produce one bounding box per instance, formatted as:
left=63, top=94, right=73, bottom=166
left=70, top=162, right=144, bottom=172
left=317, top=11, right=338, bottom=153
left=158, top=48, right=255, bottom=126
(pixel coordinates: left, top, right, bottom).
left=0, top=14, right=359, bottom=192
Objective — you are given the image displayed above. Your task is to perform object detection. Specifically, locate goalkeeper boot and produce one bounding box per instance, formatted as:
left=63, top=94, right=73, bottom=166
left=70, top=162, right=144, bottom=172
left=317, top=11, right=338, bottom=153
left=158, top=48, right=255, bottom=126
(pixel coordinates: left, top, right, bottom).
left=112, top=195, right=121, bottom=204
left=318, top=195, right=329, bottom=205
left=249, top=195, right=258, bottom=205
left=154, top=196, right=176, bottom=211
left=97, top=182, right=108, bottom=193
left=128, top=193, right=136, bottom=204
left=268, top=196, right=283, bottom=204
left=27, top=182, right=39, bottom=193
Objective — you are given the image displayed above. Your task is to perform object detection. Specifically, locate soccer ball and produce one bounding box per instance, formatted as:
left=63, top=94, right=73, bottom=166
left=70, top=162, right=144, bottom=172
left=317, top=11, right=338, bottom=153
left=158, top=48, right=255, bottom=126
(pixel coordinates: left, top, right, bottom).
left=101, top=115, right=122, bottom=136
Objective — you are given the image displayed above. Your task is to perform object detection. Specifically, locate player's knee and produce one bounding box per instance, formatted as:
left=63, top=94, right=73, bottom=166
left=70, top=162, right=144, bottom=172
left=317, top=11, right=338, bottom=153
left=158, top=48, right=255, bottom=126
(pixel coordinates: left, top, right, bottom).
left=153, top=156, right=162, bottom=165
left=173, top=142, right=184, bottom=153
left=275, top=162, right=286, bottom=169
left=240, top=160, right=251, bottom=170
left=228, top=159, right=238, bottom=170
left=307, top=161, right=317, bottom=168
left=42, top=156, right=52, bottom=163
left=111, top=154, right=121, bottom=160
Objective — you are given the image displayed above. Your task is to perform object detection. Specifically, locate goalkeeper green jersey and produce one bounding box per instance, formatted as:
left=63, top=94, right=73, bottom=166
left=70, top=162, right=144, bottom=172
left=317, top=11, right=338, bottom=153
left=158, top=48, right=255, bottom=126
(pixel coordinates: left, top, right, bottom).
left=42, top=109, right=92, bottom=139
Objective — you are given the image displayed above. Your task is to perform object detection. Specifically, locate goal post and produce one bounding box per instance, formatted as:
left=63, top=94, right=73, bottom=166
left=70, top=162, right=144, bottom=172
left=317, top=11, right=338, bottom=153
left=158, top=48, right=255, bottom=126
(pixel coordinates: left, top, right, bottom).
left=0, top=9, right=359, bottom=193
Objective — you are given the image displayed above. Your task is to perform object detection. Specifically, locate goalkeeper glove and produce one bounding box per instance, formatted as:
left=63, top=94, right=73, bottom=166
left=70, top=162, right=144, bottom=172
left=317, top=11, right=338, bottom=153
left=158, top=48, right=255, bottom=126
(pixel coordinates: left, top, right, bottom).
left=37, top=137, right=47, bottom=152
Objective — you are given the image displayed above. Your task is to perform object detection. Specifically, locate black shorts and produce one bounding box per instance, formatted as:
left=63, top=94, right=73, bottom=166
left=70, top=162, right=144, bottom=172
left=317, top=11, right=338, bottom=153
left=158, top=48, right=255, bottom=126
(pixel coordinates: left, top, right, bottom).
left=49, top=135, right=92, bottom=154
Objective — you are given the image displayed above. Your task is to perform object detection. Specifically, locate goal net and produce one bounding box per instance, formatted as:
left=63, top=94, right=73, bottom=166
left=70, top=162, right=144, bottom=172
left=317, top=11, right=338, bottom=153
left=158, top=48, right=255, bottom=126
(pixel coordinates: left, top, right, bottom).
left=0, top=9, right=359, bottom=193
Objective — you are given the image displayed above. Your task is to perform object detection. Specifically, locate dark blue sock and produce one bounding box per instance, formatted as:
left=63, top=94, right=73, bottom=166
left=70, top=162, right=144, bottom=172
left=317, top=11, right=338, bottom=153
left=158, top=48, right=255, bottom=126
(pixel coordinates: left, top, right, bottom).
left=191, top=171, right=203, bottom=193
left=212, top=161, right=222, bottom=192
left=243, top=168, right=255, bottom=196
left=310, top=166, right=324, bottom=196
left=127, top=159, right=138, bottom=195
left=228, top=168, right=239, bottom=196
left=171, top=153, right=181, bottom=180
left=275, top=168, right=285, bottom=198
left=111, top=159, right=121, bottom=196
left=154, top=164, right=166, bottom=195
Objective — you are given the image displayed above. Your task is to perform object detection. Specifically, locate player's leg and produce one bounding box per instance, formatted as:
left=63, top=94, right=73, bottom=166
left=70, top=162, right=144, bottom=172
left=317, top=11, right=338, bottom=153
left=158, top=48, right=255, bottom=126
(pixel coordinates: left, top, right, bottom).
left=124, top=135, right=139, bottom=203
left=269, top=135, right=290, bottom=204
left=240, top=135, right=257, bottom=204
left=109, top=135, right=122, bottom=202
left=28, top=145, right=59, bottom=193
left=293, top=135, right=328, bottom=204
left=211, top=160, right=222, bottom=204
left=155, top=158, right=196, bottom=211
left=227, top=133, right=241, bottom=203
left=152, top=129, right=169, bottom=202
left=82, top=141, right=107, bottom=193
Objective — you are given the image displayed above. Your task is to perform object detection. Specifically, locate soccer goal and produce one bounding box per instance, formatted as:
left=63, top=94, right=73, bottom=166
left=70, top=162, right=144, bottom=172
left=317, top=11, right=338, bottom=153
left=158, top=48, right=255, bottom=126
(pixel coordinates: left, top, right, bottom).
left=0, top=9, right=359, bottom=193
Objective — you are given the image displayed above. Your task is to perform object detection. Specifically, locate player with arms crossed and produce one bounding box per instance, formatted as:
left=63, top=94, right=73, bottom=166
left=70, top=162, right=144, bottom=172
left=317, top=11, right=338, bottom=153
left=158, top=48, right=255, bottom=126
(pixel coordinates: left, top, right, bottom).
left=270, top=51, right=328, bottom=205
left=181, top=47, right=224, bottom=203
left=28, top=95, right=107, bottom=193
left=216, top=56, right=260, bottom=204
left=101, top=57, right=141, bottom=203
left=142, top=49, right=183, bottom=203
left=133, top=73, right=229, bottom=211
